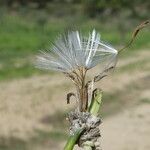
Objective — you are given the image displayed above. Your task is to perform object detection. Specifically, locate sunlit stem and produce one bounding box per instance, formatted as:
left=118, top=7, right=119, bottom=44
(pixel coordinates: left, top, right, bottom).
left=88, top=89, right=102, bottom=116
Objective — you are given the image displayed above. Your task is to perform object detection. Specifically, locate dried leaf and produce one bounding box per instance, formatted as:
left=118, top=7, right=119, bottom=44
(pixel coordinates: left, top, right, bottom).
left=67, top=92, right=76, bottom=104
left=119, top=20, right=150, bottom=53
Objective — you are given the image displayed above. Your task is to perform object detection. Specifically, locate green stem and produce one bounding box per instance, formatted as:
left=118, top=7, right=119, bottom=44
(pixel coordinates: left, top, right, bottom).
left=88, top=89, right=102, bottom=116
left=64, top=89, right=102, bottom=150
left=64, top=128, right=84, bottom=150
left=84, top=89, right=102, bottom=150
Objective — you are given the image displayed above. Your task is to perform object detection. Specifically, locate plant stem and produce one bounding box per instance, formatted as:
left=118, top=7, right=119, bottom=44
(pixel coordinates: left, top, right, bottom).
left=64, top=128, right=84, bottom=150
left=84, top=89, right=102, bottom=150
left=64, top=89, right=102, bottom=150
left=88, top=89, right=102, bottom=115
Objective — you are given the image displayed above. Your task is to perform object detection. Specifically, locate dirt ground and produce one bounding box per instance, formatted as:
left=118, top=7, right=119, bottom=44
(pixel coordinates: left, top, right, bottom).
left=0, top=49, right=149, bottom=150
left=101, top=103, right=150, bottom=150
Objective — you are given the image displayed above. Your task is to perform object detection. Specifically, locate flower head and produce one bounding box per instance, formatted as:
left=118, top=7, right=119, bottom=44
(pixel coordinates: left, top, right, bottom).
left=36, top=29, right=118, bottom=112
left=36, top=30, right=118, bottom=73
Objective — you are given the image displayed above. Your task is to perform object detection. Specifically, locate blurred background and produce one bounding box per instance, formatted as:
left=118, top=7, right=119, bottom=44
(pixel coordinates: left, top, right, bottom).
left=0, top=0, right=149, bottom=150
